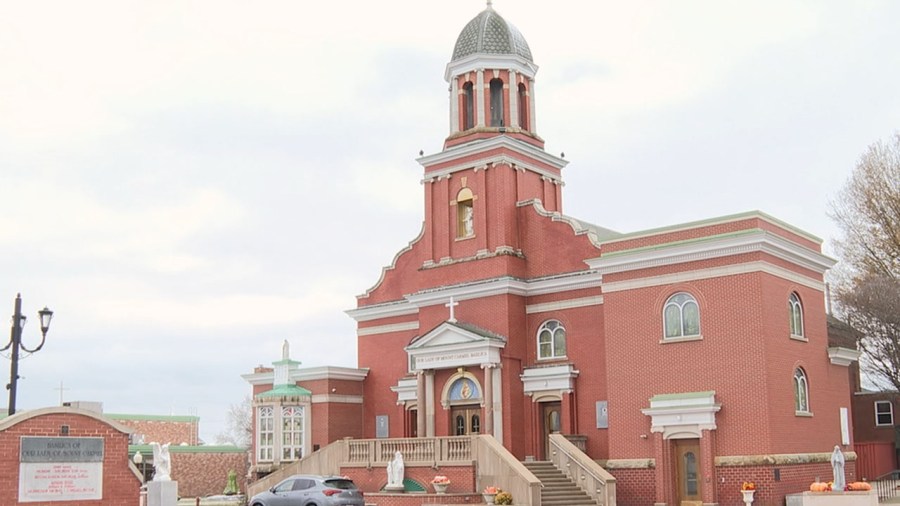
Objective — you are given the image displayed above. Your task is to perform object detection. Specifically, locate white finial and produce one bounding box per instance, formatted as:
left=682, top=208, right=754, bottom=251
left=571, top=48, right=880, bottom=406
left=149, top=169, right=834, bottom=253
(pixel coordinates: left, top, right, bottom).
left=445, top=297, right=460, bottom=323
left=282, top=340, right=290, bottom=360
left=486, top=0, right=493, bottom=8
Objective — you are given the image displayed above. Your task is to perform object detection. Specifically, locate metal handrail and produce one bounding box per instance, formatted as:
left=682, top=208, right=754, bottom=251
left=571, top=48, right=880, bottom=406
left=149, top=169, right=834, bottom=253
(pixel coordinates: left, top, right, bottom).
left=872, top=469, right=900, bottom=500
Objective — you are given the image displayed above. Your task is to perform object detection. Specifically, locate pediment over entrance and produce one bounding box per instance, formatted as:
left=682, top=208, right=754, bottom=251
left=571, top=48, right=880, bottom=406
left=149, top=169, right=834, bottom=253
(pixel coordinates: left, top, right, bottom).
left=406, top=321, right=505, bottom=371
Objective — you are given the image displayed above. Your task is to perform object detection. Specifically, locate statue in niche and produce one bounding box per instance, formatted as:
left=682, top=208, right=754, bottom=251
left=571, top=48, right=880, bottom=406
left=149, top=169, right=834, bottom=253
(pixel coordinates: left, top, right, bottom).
left=385, top=451, right=405, bottom=490
left=831, top=445, right=845, bottom=491
left=463, top=205, right=474, bottom=237
left=150, top=442, right=172, bottom=481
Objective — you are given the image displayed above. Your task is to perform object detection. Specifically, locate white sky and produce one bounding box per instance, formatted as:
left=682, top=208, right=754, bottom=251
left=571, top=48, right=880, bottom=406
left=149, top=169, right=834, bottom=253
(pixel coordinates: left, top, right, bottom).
left=1, top=1, right=897, bottom=443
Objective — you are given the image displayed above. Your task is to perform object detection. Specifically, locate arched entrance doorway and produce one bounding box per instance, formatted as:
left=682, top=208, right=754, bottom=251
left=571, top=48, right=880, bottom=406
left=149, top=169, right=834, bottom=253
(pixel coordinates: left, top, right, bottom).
left=443, top=374, right=483, bottom=436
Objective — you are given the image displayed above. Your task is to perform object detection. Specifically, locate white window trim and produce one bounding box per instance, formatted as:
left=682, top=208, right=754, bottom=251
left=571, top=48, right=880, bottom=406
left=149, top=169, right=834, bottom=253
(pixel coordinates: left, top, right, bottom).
left=875, top=401, right=894, bottom=427
left=537, top=320, right=567, bottom=360
left=789, top=293, right=804, bottom=338
left=663, top=292, right=701, bottom=340
left=257, top=406, right=274, bottom=462
left=794, top=369, right=810, bottom=415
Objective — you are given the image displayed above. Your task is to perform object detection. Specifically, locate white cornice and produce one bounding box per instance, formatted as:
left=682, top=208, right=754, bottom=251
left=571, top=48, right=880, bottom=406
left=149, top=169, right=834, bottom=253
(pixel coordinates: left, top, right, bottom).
left=357, top=321, right=420, bottom=337
left=601, top=261, right=827, bottom=293
left=348, top=271, right=604, bottom=323
left=526, top=296, right=603, bottom=314
left=417, top=135, right=567, bottom=180
left=444, top=53, right=538, bottom=82
left=520, top=364, right=580, bottom=395
left=346, top=300, right=419, bottom=323
left=242, top=366, right=369, bottom=386
left=310, top=394, right=363, bottom=404
left=588, top=229, right=836, bottom=276
left=828, top=347, right=861, bottom=367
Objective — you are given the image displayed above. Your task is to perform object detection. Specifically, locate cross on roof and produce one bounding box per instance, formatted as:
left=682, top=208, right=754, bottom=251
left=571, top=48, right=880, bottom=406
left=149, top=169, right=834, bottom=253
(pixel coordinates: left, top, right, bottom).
left=445, top=297, right=459, bottom=323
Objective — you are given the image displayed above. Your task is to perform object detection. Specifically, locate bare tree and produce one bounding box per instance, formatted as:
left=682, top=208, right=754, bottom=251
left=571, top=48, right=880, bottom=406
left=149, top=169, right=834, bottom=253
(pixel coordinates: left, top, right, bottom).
left=215, top=395, right=252, bottom=448
left=830, top=133, right=900, bottom=390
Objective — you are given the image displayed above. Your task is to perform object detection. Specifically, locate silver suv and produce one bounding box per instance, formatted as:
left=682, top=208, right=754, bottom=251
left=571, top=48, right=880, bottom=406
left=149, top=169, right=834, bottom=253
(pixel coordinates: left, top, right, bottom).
left=249, top=475, right=365, bottom=506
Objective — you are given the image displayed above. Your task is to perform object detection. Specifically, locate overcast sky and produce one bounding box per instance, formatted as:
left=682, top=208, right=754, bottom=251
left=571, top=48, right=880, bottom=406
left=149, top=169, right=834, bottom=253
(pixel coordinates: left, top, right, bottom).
left=1, top=1, right=897, bottom=443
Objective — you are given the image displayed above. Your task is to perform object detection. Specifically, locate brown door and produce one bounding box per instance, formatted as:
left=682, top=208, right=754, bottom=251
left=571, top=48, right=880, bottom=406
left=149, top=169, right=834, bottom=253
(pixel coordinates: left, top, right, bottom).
left=675, top=439, right=702, bottom=506
left=541, top=402, right=562, bottom=459
left=450, top=405, right=481, bottom=435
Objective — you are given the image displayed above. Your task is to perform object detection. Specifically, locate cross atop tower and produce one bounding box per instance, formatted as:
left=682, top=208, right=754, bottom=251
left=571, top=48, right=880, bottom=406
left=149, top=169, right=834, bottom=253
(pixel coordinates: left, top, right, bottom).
left=445, top=297, right=460, bottom=323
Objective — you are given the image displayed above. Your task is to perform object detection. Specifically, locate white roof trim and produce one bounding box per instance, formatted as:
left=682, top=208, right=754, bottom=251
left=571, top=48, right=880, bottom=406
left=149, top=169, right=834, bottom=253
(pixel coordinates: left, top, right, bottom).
left=828, top=347, right=861, bottom=367
left=588, top=229, right=835, bottom=276
left=641, top=392, right=721, bottom=439
left=445, top=53, right=538, bottom=82
left=417, top=135, right=567, bottom=179
left=347, top=271, right=602, bottom=322
left=406, top=322, right=505, bottom=370
left=242, top=366, right=369, bottom=386
left=601, top=261, right=826, bottom=293
left=390, top=377, right=418, bottom=405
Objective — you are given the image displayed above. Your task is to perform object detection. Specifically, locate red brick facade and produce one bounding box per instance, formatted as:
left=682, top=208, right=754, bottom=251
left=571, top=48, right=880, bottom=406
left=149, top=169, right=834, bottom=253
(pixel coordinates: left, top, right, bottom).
left=245, top=6, right=859, bottom=505
left=108, top=414, right=200, bottom=446
left=0, top=407, right=140, bottom=506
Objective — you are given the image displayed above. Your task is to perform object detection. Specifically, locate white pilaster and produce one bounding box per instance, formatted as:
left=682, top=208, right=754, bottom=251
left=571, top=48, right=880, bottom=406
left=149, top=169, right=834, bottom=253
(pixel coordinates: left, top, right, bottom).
left=509, top=69, right=518, bottom=128
left=529, top=78, right=537, bottom=133
left=425, top=370, right=435, bottom=437
left=450, top=77, right=459, bottom=134
left=476, top=69, right=486, bottom=127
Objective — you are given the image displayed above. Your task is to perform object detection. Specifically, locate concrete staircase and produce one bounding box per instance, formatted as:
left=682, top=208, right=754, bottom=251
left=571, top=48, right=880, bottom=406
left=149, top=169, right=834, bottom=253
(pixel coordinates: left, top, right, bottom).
left=523, top=461, right=599, bottom=506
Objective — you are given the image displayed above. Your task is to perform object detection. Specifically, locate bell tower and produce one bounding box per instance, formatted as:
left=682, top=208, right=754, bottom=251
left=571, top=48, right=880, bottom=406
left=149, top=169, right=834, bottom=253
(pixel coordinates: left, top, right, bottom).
left=417, top=3, right=567, bottom=268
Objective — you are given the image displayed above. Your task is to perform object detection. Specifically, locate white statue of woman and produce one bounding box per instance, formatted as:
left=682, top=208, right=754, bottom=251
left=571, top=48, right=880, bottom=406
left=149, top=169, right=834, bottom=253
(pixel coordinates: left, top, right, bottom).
left=386, top=451, right=404, bottom=487
left=150, top=442, right=172, bottom=481
left=831, top=445, right=845, bottom=491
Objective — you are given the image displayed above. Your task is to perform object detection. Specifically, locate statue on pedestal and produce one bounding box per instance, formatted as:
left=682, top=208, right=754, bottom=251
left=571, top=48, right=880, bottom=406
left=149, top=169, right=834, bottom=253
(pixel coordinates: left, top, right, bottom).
left=384, top=451, right=405, bottom=492
left=150, top=442, right=172, bottom=481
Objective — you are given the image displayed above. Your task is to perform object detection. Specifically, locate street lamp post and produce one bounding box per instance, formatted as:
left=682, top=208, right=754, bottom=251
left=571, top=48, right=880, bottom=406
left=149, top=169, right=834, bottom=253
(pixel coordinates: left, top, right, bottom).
left=2, top=293, right=53, bottom=416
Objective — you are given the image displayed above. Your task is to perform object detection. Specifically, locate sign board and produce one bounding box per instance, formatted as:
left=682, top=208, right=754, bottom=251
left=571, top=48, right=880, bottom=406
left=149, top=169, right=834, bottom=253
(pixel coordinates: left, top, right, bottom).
left=596, top=401, right=609, bottom=429
left=376, top=415, right=389, bottom=438
left=19, top=437, right=104, bottom=502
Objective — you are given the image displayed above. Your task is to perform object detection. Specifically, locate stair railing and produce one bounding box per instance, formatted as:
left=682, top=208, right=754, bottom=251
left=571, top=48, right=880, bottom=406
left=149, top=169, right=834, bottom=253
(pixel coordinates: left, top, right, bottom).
left=548, top=433, right=617, bottom=506
left=872, top=469, right=900, bottom=500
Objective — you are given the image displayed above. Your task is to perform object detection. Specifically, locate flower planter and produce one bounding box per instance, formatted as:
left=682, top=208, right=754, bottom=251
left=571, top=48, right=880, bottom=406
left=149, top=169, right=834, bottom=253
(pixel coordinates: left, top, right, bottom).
left=742, top=489, right=755, bottom=505
left=482, top=492, right=496, bottom=504
left=433, top=482, right=449, bottom=494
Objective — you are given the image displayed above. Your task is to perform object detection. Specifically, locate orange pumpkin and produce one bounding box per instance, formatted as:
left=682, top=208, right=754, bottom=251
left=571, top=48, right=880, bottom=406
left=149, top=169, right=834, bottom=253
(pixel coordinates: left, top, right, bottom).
left=849, top=482, right=872, bottom=491
left=810, top=481, right=829, bottom=492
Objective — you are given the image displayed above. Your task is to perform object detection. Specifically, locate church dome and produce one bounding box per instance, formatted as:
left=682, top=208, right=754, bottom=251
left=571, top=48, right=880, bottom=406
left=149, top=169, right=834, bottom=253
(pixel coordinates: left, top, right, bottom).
left=451, top=5, right=533, bottom=62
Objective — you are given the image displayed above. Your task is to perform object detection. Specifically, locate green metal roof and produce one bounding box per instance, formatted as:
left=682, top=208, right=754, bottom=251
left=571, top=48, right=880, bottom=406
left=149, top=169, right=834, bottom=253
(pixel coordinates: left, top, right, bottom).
left=256, top=384, right=312, bottom=399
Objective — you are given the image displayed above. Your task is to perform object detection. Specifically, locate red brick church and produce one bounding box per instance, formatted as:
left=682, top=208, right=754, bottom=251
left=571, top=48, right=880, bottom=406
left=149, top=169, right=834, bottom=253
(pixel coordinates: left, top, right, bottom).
left=245, top=5, right=859, bottom=505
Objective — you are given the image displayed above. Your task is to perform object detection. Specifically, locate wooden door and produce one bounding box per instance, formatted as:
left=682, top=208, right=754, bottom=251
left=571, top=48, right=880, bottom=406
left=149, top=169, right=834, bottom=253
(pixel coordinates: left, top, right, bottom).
left=541, top=402, right=562, bottom=460
left=450, top=405, right=481, bottom=435
left=675, top=439, right=702, bottom=506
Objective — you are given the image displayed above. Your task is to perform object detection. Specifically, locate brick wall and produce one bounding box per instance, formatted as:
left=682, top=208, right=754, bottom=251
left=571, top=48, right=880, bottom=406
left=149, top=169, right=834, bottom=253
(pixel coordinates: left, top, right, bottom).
left=109, top=416, right=199, bottom=445
left=171, top=450, right=248, bottom=498
left=0, top=408, right=140, bottom=506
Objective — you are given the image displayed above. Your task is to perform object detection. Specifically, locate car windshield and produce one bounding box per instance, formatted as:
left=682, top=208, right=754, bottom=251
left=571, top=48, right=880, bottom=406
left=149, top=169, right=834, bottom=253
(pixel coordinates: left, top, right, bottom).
left=323, top=479, right=357, bottom=490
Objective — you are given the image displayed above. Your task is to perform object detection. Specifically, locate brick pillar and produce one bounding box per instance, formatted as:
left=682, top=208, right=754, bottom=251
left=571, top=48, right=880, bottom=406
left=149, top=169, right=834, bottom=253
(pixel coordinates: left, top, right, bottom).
left=653, top=432, right=672, bottom=506
left=700, top=429, right=717, bottom=505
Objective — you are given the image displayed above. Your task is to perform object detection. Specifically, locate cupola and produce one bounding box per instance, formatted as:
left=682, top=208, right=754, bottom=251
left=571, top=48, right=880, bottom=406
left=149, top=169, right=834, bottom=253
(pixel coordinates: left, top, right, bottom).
left=444, top=2, right=541, bottom=148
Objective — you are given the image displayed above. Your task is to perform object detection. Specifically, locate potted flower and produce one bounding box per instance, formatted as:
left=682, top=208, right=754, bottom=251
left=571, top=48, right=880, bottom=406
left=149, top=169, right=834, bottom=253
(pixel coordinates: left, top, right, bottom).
left=741, top=482, right=756, bottom=504
left=482, top=486, right=499, bottom=504
left=432, top=475, right=450, bottom=494
left=494, top=490, right=513, bottom=505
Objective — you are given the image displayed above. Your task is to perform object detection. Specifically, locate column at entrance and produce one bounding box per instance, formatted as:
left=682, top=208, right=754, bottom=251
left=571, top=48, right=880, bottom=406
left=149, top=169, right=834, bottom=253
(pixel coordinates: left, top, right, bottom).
left=700, top=430, right=717, bottom=505
left=482, top=363, right=494, bottom=435
left=416, top=371, right=426, bottom=438
left=425, top=370, right=435, bottom=437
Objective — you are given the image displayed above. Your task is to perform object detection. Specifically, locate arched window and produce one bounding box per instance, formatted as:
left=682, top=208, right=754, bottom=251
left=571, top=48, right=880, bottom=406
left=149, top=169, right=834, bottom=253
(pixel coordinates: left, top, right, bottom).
left=663, top=292, right=700, bottom=339
left=517, top=83, right=529, bottom=131
left=489, top=78, right=504, bottom=127
left=257, top=406, right=274, bottom=461
left=789, top=292, right=804, bottom=337
left=281, top=406, right=304, bottom=461
left=456, top=187, right=474, bottom=238
left=794, top=368, right=809, bottom=413
left=538, top=320, right=567, bottom=359
left=463, top=81, right=474, bottom=130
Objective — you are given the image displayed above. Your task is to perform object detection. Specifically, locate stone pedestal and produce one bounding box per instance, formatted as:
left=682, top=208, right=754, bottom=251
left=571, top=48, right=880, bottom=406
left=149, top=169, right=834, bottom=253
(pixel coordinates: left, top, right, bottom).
left=785, top=491, right=877, bottom=506
left=147, top=480, right=178, bottom=506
